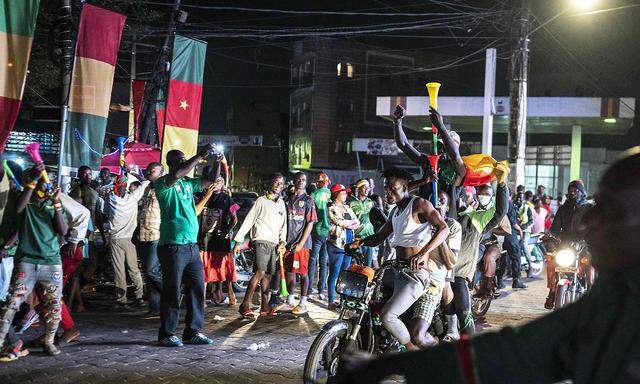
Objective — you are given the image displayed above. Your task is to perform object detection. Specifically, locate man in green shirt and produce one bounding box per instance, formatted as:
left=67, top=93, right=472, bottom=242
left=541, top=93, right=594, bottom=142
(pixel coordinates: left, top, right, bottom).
left=155, top=144, right=219, bottom=348
left=339, top=149, right=640, bottom=384
left=349, top=179, right=378, bottom=268
left=308, top=172, right=332, bottom=300
left=0, top=164, right=69, bottom=357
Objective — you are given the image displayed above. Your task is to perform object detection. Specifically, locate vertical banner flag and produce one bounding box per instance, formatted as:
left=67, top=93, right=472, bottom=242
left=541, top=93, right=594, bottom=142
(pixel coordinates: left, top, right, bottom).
left=161, top=35, right=207, bottom=170
left=61, top=4, right=125, bottom=172
left=0, top=0, right=40, bottom=149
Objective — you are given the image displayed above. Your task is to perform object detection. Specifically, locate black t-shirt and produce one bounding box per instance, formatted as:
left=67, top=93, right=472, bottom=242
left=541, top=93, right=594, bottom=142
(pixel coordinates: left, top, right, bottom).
left=198, top=192, right=236, bottom=252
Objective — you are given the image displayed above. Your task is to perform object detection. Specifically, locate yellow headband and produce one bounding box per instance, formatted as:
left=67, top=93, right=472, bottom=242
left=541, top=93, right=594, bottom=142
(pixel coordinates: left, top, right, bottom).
left=356, top=180, right=369, bottom=189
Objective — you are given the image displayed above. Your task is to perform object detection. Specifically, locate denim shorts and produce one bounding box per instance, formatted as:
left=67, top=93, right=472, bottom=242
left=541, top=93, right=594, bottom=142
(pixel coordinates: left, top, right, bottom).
left=254, top=241, right=277, bottom=275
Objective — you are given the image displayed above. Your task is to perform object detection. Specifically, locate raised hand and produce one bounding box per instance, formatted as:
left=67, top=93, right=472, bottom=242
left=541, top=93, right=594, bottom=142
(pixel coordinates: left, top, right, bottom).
left=393, top=105, right=405, bottom=121
left=199, top=143, right=216, bottom=159
left=429, top=106, right=444, bottom=129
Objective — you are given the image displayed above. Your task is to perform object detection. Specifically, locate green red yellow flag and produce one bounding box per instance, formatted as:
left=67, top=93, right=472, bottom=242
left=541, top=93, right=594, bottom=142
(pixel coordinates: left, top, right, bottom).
left=61, top=4, right=125, bottom=172
left=0, top=0, right=40, bottom=149
left=161, top=35, right=207, bottom=169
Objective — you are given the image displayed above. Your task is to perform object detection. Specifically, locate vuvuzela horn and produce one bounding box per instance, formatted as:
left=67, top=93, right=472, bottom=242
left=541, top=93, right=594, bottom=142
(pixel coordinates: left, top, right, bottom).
left=426, top=82, right=441, bottom=207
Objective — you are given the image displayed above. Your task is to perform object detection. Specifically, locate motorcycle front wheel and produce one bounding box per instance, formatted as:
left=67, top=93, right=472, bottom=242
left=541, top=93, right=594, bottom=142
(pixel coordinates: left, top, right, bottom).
left=472, top=295, right=492, bottom=318
left=304, top=325, right=362, bottom=384
left=554, top=284, right=573, bottom=309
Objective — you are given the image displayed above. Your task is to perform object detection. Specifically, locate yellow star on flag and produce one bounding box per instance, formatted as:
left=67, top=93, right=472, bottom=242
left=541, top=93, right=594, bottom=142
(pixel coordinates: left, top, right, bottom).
left=179, top=100, right=189, bottom=110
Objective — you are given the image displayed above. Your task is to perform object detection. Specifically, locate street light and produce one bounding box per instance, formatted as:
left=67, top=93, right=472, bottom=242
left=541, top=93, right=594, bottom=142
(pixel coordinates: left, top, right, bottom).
left=529, top=0, right=600, bottom=36
left=572, top=0, right=598, bottom=12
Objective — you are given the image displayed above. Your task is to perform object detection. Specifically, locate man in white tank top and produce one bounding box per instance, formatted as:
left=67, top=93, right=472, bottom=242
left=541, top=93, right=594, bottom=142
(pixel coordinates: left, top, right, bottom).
left=350, top=167, right=449, bottom=350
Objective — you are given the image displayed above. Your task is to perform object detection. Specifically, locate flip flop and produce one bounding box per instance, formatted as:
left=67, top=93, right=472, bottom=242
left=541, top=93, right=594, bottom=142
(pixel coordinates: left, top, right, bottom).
left=239, top=308, right=256, bottom=320
left=259, top=308, right=278, bottom=317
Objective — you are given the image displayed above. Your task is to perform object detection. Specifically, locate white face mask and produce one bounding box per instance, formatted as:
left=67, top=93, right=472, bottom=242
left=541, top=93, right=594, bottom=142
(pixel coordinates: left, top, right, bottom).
left=477, top=195, right=493, bottom=208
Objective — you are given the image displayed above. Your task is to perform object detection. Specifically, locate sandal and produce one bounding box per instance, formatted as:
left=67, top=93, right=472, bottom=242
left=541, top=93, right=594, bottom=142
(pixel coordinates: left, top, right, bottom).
left=239, top=308, right=256, bottom=320
left=259, top=308, right=278, bottom=317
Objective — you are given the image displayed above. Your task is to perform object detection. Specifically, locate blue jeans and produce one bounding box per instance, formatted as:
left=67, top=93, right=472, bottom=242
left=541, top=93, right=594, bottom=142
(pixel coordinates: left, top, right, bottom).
left=308, top=234, right=328, bottom=294
left=361, top=246, right=378, bottom=268
left=0, top=256, right=14, bottom=301
left=327, top=243, right=352, bottom=303
left=138, top=241, right=163, bottom=311
left=158, top=243, right=205, bottom=340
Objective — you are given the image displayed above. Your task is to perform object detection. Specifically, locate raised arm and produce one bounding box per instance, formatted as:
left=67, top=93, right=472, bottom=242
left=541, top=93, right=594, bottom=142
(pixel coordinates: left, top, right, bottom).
left=195, top=185, right=215, bottom=216
left=199, top=154, right=224, bottom=190
left=482, top=183, right=509, bottom=233
left=429, top=107, right=466, bottom=186
left=165, top=143, right=215, bottom=188
left=51, top=188, right=69, bottom=237
left=393, top=105, right=422, bottom=164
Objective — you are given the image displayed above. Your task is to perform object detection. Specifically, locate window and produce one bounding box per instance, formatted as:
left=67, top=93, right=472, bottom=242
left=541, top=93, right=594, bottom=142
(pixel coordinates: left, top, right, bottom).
left=337, top=61, right=354, bottom=77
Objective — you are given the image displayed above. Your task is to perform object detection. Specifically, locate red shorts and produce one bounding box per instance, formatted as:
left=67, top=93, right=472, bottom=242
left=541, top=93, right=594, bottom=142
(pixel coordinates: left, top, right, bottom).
left=201, top=251, right=237, bottom=283
left=62, top=244, right=84, bottom=286
left=284, top=248, right=310, bottom=275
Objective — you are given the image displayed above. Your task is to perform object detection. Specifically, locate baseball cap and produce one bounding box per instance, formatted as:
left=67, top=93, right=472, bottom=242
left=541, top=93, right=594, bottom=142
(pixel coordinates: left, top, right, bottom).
left=330, top=184, right=350, bottom=196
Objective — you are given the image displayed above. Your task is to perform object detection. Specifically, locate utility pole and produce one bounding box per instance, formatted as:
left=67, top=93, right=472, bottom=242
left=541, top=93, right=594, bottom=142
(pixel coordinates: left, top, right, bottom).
left=482, top=48, right=496, bottom=155
left=507, top=0, right=530, bottom=188
left=128, top=30, right=137, bottom=142
left=56, top=0, right=75, bottom=188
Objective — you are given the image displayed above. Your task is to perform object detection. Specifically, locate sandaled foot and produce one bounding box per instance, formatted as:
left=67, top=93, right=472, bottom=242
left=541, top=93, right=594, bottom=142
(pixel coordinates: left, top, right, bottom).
left=239, top=307, right=256, bottom=320
left=544, top=294, right=555, bottom=310
left=259, top=308, right=278, bottom=317
left=61, top=328, right=81, bottom=344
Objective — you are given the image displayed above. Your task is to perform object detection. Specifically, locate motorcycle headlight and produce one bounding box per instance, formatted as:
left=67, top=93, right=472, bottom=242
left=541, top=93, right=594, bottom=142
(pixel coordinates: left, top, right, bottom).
left=555, top=249, right=576, bottom=267
left=336, top=270, right=369, bottom=299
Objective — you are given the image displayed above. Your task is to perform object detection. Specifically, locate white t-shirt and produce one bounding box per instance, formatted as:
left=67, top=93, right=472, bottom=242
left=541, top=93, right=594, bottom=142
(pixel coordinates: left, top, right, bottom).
left=106, top=180, right=150, bottom=239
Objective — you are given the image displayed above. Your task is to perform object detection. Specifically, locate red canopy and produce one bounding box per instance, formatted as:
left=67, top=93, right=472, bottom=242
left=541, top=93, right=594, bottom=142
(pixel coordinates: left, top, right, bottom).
left=100, top=142, right=160, bottom=174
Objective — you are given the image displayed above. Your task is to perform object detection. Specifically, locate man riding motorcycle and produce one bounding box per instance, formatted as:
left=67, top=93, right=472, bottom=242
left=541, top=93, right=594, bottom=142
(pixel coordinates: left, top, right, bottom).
left=545, top=179, right=593, bottom=309
left=339, top=148, right=640, bottom=384
left=349, top=167, right=449, bottom=351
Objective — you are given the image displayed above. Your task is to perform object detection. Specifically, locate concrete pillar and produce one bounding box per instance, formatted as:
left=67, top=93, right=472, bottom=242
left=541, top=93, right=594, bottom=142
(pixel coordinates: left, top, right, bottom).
left=482, top=48, right=496, bottom=155
left=570, top=125, right=581, bottom=181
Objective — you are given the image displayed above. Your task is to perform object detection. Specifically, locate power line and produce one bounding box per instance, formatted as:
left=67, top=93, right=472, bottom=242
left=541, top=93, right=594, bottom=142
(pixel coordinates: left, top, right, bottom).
left=143, top=2, right=499, bottom=17
left=202, top=39, right=507, bottom=88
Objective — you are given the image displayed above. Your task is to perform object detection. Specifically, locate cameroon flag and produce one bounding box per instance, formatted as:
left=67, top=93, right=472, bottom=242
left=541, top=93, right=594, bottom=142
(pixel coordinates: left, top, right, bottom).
left=61, top=4, right=125, bottom=173
left=0, top=0, right=40, bottom=149
left=161, top=35, right=207, bottom=169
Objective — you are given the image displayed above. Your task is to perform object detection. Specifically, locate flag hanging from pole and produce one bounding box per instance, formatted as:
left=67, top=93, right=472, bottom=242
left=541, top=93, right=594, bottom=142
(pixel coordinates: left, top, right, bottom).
left=161, top=35, right=207, bottom=169
left=0, top=0, right=40, bottom=150
left=61, top=4, right=125, bottom=172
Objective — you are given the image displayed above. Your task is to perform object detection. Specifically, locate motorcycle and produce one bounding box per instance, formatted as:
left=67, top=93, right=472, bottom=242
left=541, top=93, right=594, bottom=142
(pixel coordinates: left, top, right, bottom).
left=549, top=236, right=592, bottom=309
left=303, top=248, right=446, bottom=384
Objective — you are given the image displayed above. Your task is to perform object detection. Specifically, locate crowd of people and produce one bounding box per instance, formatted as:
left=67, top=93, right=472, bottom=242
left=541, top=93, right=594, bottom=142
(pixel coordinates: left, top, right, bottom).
left=0, top=107, right=595, bottom=362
